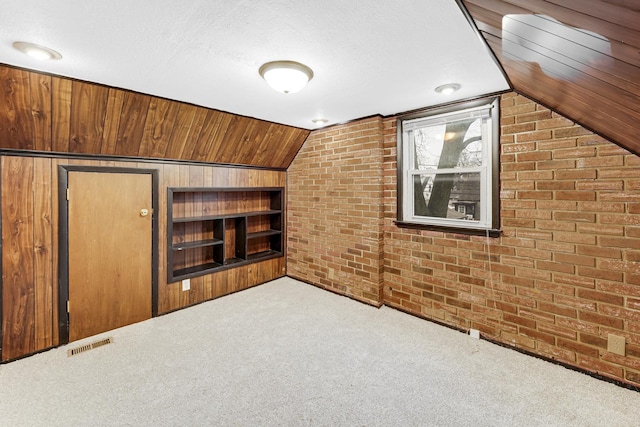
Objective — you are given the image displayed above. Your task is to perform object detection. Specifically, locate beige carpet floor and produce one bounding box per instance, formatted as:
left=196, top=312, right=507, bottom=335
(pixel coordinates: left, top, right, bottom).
left=0, top=277, right=638, bottom=426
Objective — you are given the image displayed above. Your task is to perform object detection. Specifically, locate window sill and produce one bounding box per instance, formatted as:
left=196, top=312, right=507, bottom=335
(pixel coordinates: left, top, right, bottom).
left=394, top=220, right=501, bottom=238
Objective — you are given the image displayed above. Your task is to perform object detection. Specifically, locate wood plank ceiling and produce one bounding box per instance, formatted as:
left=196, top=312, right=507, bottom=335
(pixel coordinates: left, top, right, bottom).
left=0, top=64, right=309, bottom=169
left=461, top=0, right=640, bottom=155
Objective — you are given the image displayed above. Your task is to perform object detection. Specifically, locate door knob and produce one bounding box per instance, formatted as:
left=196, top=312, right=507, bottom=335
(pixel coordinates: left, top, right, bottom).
left=140, top=208, right=149, bottom=217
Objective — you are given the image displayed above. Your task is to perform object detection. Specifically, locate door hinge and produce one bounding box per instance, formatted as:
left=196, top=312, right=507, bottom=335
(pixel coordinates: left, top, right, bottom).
left=66, top=188, right=70, bottom=201
left=67, top=300, right=70, bottom=313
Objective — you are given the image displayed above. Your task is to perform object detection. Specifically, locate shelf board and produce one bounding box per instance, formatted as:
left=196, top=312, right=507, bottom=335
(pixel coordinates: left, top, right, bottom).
left=173, top=210, right=281, bottom=223
left=173, top=262, right=222, bottom=278
left=247, top=229, right=281, bottom=239
left=246, top=250, right=282, bottom=261
left=170, top=187, right=283, bottom=193
left=224, top=257, right=244, bottom=265
left=244, top=210, right=281, bottom=217
left=173, top=239, right=223, bottom=251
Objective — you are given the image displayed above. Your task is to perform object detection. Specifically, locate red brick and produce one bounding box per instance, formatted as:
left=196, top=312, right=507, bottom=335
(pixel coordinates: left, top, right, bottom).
left=577, top=289, right=624, bottom=306
left=502, top=122, right=536, bottom=135
left=579, top=333, right=607, bottom=349
left=555, top=191, right=596, bottom=201
left=536, top=181, right=575, bottom=190
left=517, top=190, right=553, bottom=200
left=556, top=169, right=596, bottom=180
left=553, top=211, right=595, bottom=222
left=558, top=338, right=599, bottom=358
left=554, top=253, right=595, bottom=267
left=537, top=159, right=576, bottom=169
left=579, top=311, right=624, bottom=329
left=516, top=170, right=554, bottom=180
left=577, top=156, right=624, bottom=168
left=292, top=100, right=640, bottom=388
left=600, top=236, right=640, bottom=249
left=553, top=127, right=593, bottom=138
left=503, top=313, right=536, bottom=329
left=520, top=327, right=556, bottom=345
left=516, top=130, right=552, bottom=143
left=515, top=110, right=553, bottom=123
left=553, top=146, right=597, bottom=159
left=578, top=356, right=625, bottom=379
left=516, top=151, right=551, bottom=161
left=537, top=117, right=574, bottom=130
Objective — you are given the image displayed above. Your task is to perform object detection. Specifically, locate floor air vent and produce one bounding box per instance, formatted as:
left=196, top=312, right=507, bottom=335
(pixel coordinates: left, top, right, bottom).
left=67, top=337, right=113, bottom=357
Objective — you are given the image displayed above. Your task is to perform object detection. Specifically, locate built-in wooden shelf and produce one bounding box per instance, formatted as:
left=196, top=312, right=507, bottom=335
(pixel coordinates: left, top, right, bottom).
left=167, top=187, right=284, bottom=282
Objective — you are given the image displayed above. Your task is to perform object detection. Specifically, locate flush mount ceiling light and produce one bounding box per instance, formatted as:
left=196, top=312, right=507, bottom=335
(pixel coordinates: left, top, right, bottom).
left=13, top=41, right=62, bottom=60
left=259, top=60, right=314, bottom=94
left=434, top=83, right=461, bottom=95
left=311, top=118, right=328, bottom=125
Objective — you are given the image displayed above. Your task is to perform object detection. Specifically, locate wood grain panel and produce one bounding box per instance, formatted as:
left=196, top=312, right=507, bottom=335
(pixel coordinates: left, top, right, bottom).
left=178, top=164, right=192, bottom=308
left=277, top=127, right=312, bottom=168
left=544, top=0, right=640, bottom=31
left=29, top=73, right=52, bottom=151
left=462, top=0, right=640, bottom=155
left=497, top=0, right=640, bottom=47
left=50, top=158, right=60, bottom=345
left=160, top=163, right=181, bottom=312
left=219, top=116, right=259, bottom=164
left=69, top=81, right=109, bottom=153
left=192, top=110, right=233, bottom=162
left=253, top=123, right=285, bottom=167
left=138, top=98, right=180, bottom=158
left=51, top=77, right=72, bottom=152
left=601, top=0, right=640, bottom=11
left=187, top=166, right=205, bottom=304
left=100, top=89, right=124, bottom=155
left=0, top=64, right=309, bottom=168
left=164, top=104, right=198, bottom=159
left=1, top=156, right=35, bottom=360
left=0, top=67, right=33, bottom=149
left=1, top=153, right=286, bottom=358
left=114, top=92, right=151, bottom=156
left=494, top=42, right=639, bottom=145
left=178, top=107, right=209, bottom=161
left=33, top=158, right=54, bottom=350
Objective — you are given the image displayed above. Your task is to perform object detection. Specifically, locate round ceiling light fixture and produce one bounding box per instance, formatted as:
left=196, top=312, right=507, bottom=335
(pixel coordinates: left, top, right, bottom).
left=13, top=41, right=62, bottom=60
left=434, top=83, right=461, bottom=95
left=259, top=60, right=314, bottom=94
left=311, top=118, right=328, bottom=126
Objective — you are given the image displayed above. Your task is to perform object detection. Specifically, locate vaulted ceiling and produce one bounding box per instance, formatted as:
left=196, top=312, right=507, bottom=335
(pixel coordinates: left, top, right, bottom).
left=462, top=0, right=640, bottom=155
left=0, top=0, right=639, bottom=166
left=0, top=1, right=508, bottom=131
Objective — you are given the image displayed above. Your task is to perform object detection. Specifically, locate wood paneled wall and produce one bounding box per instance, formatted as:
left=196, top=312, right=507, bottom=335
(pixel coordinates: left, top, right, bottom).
left=461, top=0, right=640, bottom=155
left=1, top=154, right=286, bottom=361
left=0, top=64, right=309, bottom=168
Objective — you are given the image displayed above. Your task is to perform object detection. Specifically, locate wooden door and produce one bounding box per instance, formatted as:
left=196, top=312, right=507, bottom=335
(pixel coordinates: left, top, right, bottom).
left=67, top=171, right=152, bottom=341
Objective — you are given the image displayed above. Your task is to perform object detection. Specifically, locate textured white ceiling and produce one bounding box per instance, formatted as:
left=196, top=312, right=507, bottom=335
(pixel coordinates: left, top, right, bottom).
left=0, top=0, right=509, bottom=130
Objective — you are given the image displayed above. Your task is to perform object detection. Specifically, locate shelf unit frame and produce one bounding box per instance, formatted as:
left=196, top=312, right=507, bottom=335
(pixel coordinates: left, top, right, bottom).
left=167, top=186, right=284, bottom=282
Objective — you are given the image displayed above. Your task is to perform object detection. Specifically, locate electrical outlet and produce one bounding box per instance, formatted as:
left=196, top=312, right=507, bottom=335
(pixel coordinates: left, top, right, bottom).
left=181, top=278, right=190, bottom=291
left=469, top=329, right=480, bottom=339
left=607, top=334, right=626, bottom=356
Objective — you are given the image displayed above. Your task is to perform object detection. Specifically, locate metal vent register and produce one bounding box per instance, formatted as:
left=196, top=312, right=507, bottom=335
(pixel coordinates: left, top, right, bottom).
left=67, top=337, right=113, bottom=357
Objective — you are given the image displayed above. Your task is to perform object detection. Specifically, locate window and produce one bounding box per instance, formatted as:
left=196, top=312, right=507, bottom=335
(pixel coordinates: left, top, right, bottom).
left=397, top=97, right=499, bottom=234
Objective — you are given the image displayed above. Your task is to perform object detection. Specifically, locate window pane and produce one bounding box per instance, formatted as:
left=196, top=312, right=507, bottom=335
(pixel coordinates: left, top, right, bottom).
left=413, top=172, right=481, bottom=221
left=413, top=118, right=483, bottom=170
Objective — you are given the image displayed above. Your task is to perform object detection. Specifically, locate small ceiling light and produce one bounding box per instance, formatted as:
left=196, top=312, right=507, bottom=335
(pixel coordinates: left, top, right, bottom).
left=312, top=118, right=328, bottom=126
left=435, top=83, right=461, bottom=95
left=13, top=41, right=62, bottom=60
left=259, top=60, right=313, bottom=94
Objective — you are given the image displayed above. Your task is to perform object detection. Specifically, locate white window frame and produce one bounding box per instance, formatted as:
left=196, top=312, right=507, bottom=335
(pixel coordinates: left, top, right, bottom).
left=396, top=97, right=500, bottom=234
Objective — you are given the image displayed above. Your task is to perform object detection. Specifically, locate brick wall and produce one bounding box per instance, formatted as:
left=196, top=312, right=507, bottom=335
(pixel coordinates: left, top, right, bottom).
left=287, top=93, right=640, bottom=388
left=287, top=116, right=385, bottom=305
